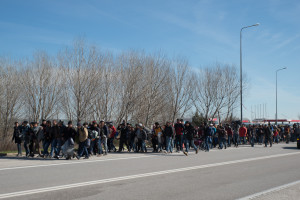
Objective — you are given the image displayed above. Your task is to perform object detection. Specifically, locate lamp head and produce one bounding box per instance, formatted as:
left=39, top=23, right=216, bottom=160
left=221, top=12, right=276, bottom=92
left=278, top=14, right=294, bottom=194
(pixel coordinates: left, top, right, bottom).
left=255, top=23, right=260, bottom=26
left=283, top=67, right=287, bottom=69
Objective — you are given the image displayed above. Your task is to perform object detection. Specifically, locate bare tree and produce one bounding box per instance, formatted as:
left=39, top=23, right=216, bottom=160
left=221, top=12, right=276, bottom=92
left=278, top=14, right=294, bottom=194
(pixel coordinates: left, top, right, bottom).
left=20, top=52, right=63, bottom=122
left=168, top=58, right=194, bottom=122
left=59, top=39, right=102, bottom=122
left=0, top=57, right=23, bottom=138
left=193, top=64, right=243, bottom=122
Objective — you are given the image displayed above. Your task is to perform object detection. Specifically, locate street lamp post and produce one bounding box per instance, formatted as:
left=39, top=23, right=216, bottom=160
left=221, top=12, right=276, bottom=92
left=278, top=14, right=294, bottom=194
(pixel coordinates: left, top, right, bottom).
left=240, top=23, right=259, bottom=124
left=276, top=67, right=287, bottom=125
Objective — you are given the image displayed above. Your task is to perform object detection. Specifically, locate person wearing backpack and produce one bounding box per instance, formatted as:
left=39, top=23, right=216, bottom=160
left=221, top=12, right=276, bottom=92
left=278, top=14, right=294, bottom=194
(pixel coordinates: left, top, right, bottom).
left=12, top=122, right=22, bottom=157
left=204, top=123, right=214, bottom=152
left=89, top=121, right=100, bottom=156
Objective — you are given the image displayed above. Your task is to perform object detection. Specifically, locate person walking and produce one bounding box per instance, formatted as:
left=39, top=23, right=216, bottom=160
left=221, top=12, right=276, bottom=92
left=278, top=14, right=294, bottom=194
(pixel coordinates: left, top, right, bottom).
left=12, top=122, right=22, bottom=157
left=239, top=124, right=247, bottom=145
left=233, top=123, right=240, bottom=148
left=76, top=123, right=89, bottom=159
left=264, top=124, right=273, bottom=147
left=183, top=121, right=199, bottom=156
left=218, top=124, right=227, bottom=149
left=99, top=121, right=109, bottom=155
left=164, top=122, right=174, bottom=154
left=225, top=124, right=233, bottom=147
left=174, top=119, right=184, bottom=152
left=50, top=120, right=61, bottom=158
left=204, top=123, right=214, bottom=152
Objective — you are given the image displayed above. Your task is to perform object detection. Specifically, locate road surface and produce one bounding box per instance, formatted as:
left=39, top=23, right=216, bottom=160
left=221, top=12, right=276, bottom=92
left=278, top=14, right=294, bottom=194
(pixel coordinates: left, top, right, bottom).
left=0, top=143, right=299, bottom=200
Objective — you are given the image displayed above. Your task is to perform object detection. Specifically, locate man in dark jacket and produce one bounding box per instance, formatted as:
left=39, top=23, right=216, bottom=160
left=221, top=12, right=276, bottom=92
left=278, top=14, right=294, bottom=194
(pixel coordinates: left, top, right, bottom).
left=218, top=124, right=227, bottom=149
left=42, top=121, right=52, bottom=158
left=117, top=123, right=129, bottom=152
left=163, top=122, right=174, bottom=154
left=204, top=123, right=214, bottom=152
left=12, top=122, right=22, bottom=157
left=264, top=124, right=273, bottom=147
left=50, top=120, right=61, bottom=158
left=183, top=121, right=198, bottom=156
left=63, top=121, right=77, bottom=141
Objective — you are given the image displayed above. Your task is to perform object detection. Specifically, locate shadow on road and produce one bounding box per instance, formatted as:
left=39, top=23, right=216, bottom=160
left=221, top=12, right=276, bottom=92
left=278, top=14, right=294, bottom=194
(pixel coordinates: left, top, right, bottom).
left=282, top=146, right=299, bottom=150
left=0, top=151, right=188, bottom=161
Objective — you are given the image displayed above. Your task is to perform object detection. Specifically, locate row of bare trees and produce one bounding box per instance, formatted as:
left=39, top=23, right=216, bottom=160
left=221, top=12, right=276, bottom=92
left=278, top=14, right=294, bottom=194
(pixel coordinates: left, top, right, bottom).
left=0, top=40, right=244, bottom=142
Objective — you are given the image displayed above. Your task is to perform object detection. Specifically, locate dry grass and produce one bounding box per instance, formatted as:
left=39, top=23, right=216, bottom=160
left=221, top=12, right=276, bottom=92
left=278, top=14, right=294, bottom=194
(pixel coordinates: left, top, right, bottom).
left=0, top=135, right=17, bottom=152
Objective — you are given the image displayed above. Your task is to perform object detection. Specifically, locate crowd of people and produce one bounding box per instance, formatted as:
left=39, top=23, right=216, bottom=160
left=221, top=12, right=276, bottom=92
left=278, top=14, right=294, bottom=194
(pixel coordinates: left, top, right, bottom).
left=11, top=118, right=300, bottom=159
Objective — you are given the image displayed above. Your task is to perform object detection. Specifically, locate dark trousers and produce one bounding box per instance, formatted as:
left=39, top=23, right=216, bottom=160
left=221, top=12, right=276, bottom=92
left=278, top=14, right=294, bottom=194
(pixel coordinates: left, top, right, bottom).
left=175, top=135, right=183, bottom=151
left=265, top=136, right=272, bottom=147
left=108, top=138, right=116, bottom=152
left=78, top=141, right=89, bottom=157
left=152, top=137, right=158, bottom=152
left=119, top=138, right=128, bottom=152
left=16, top=143, right=22, bottom=155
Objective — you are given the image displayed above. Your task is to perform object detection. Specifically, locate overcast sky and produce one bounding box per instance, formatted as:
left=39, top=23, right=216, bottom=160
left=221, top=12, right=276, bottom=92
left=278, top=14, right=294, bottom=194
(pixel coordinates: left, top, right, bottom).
left=0, top=0, right=299, bottom=120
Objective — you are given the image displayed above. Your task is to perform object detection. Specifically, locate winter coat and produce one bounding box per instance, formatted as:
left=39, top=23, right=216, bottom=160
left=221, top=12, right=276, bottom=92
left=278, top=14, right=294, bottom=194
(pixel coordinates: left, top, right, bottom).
left=51, top=125, right=60, bottom=139
left=64, top=127, right=77, bottom=141
left=12, top=126, right=22, bottom=144
left=164, top=125, right=174, bottom=137
left=44, top=126, right=52, bottom=142
left=78, top=127, right=88, bottom=142
left=184, top=125, right=195, bottom=140
left=21, top=125, right=30, bottom=143
left=264, top=127, right=273, bottom=138
left=174, top=123, right=184, bottom=135
left=218, top=127, right=226, bottom=138
left=239, top=127, right=247, bottom=137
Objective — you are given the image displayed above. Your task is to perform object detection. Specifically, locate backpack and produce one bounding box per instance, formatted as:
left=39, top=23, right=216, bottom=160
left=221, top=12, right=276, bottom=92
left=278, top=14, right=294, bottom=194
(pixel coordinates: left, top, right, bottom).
left=90, top=130, right=98, bottom=139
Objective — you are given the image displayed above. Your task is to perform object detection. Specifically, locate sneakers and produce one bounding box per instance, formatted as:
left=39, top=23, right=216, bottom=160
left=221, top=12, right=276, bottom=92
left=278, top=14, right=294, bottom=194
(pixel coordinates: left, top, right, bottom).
left=76, top=155, right=80, bottom=160
left=196, top=148, right=199, bottom=154
left=183, top=151, right=188, bottom=156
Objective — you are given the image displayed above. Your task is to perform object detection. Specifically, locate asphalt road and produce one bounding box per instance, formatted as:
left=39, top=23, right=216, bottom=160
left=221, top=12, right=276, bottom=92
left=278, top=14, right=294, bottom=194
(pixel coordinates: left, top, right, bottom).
left=0, top=143, right=300, bottom=200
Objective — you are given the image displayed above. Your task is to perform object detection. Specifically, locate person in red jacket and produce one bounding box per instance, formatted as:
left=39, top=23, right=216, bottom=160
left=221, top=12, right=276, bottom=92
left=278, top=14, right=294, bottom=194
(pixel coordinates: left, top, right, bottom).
left=108, top=124, right=117, bottom=152
left=174, top=119, right=184, bottom=152
left=239, top=124, right=247, bottom=145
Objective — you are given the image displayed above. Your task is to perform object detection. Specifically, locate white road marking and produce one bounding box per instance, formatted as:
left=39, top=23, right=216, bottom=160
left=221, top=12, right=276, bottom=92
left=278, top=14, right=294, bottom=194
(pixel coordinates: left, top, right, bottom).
left=0, top=151, right=299, bottom=199
left=237, top=180, right=300, bottom=200
left=0, top=155, right=154, bottom=171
